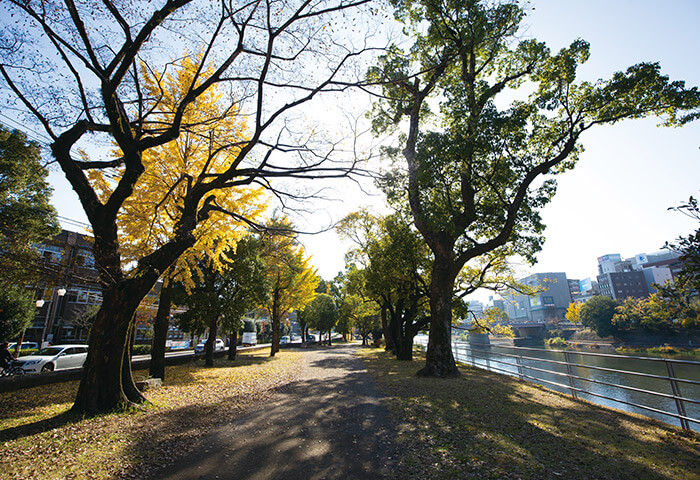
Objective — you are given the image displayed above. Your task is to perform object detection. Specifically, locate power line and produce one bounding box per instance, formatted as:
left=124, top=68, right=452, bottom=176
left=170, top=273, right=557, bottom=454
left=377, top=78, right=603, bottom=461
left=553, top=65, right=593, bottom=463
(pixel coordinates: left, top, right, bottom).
left=0, top=115, right=53, bottom=146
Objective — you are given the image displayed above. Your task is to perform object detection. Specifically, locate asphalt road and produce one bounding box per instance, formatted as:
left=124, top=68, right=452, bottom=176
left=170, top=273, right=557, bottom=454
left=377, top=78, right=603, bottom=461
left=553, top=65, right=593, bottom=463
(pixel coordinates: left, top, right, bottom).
left=153, top=344, right=399, bottom=480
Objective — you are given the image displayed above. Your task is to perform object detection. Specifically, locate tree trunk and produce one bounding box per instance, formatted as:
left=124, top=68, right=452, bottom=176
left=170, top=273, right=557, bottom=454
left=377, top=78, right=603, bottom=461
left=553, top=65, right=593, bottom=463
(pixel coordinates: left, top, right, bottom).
left=396, top=334, right=414, bottom=361
left=205, top=315, right=217, bottom=367
left=417, top=259, right=460, bottom=377
left=122, top=319, right=146, bottom=404
left=227, top=330, right=238, bottom=360
left=271, top=315, right=281, bottom=356
left=381, top=305, right=394, bottom=352
left=328, top=329, right=332, bottom=346
left=150, top=283, right=172, bottom=379
left=73, top=287, right=145, bottom=414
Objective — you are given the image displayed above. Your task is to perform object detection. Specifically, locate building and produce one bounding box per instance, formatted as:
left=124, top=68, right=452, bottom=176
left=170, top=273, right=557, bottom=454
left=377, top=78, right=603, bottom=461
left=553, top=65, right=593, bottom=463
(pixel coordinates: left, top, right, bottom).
left=503, top=272, right=573, bottom=324
left=30, top=230, right=102, bottom=344
left=594, top=250, right=682, bottom=300
left=27, top=229, right=179, bottom=346
left=597, top=271, right=649, bottom=300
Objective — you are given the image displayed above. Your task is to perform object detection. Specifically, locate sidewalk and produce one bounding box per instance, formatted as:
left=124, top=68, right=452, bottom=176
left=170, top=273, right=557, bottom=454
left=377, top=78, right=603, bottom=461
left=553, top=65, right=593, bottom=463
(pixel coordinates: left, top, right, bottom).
left=153, top=344, right=399, bottom=480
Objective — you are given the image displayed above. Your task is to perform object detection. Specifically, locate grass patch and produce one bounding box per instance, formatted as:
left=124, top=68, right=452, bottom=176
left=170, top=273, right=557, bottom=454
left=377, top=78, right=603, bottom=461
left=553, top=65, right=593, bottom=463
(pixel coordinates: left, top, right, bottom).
left=358, top=348, right=699, bottom=480
left=0, top=350, right=303, bottom=480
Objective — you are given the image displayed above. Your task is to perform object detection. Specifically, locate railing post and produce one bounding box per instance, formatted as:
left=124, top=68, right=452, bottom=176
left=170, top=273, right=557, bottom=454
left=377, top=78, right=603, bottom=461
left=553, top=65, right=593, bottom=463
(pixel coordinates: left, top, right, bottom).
left=564, top=351, right=578, bottom=399
left=665, top=359, right=689, bottom=430
left=515, top=347, right=524, bottom=381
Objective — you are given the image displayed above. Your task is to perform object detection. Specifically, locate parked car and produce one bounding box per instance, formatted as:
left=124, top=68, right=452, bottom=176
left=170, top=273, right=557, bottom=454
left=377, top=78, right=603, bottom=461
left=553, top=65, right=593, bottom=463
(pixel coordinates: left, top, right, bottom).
left=290, top=334, right=301, bottom=343
left=14, top=344, right=88, bottom=373
left=7, top=342, right=39, bottom=354
left=194, top=338, right=226, bottom=354
left=306, top=334, right=317, bottom=342
left=280, top=336, right=290, bottom=345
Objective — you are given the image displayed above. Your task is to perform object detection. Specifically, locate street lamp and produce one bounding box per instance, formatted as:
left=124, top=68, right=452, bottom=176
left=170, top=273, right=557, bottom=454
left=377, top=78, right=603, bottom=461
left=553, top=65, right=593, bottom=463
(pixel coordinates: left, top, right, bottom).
left=40, top=287, right=66, bottom=347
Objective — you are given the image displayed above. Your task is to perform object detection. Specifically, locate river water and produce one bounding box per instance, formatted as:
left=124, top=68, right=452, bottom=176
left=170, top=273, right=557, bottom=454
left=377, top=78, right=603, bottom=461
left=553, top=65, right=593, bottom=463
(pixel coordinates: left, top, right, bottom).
left=414, top=335, right=700, bottom=431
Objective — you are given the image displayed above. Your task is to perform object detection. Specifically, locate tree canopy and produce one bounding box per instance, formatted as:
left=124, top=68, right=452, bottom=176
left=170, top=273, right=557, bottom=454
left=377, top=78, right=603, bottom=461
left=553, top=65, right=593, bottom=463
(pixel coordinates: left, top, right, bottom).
left=0, top=125, right=60, bottom=288
left=368, top=0, right=700, bottom=376
left=0, top=0, right=376, bottom=413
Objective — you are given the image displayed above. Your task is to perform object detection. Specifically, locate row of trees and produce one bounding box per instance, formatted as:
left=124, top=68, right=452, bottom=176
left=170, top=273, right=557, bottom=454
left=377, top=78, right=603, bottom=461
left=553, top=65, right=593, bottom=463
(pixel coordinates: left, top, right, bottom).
left=1, top=0, right=698, bottom=413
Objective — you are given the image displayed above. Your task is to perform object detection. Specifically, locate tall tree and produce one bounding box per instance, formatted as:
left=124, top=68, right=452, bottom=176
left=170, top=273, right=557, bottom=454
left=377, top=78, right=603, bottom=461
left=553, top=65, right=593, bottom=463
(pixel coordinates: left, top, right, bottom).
left=0, top=0, right=375, bottom=413
left=175, top=238, right=268, bottom=366
left=368, top=0, right=700, bottom=376
left=306, top=293, right=338, bottom=346
left=91, top=54, right=265, bottom=379
left=261, top=216, right=318, bottom=356
left=0, top=126, right=60, bottom=288
left=338, top=210, right=431, bottom=360
left=580, top=296, right=619, bottom=338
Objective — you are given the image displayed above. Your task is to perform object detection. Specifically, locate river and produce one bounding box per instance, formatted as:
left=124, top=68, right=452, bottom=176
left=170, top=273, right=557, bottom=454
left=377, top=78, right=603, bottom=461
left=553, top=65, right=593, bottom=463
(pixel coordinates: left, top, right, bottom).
left=414, top=335, right=700, bottom=431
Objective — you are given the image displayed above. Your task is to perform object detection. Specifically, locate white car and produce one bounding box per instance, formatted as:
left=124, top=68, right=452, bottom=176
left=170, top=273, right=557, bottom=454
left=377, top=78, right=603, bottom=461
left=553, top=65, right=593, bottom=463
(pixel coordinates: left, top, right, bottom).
left=194, top=338, right=226, bottom=354
left=280, top=336, right=290, bottom=345
left=15, top=344, right=88, bottom=373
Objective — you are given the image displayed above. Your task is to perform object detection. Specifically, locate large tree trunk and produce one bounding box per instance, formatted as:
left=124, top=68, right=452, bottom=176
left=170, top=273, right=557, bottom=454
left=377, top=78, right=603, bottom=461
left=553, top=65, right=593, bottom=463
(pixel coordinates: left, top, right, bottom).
left=73, top=287, right=145, bottom=414
left=150, top=283, right=172, bottom=379
left=417, top=259, right=460, bottom=377
left=205, top=315, right=217, bottom=367
left=396, top=334, right=414, bottom=361
left=381, top=305, right=394, bottom=352
left=227, top=330, right=238, bottom=360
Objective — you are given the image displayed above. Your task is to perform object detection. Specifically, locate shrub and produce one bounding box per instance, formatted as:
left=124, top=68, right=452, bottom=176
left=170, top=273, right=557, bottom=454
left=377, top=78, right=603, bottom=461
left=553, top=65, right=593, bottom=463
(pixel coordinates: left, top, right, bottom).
left=545, top=337, right=567, bottom=348
left=132, top=344, right=152, bottom=355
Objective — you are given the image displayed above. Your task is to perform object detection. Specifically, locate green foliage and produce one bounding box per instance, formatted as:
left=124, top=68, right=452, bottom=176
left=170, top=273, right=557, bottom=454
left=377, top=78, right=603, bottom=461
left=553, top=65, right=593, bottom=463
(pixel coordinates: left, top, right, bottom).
left=305, top=293, right=338, bottom=341
left=0, top=286, right=35, bottom=341
left=580, top=296, right=619, bottom=337
left=131, top=345, right=152, bottom=355
left=175, top=236, right=269, bottom=336
left=0, top=126, right=59, bottom=288
left=665, top=196, right=700, bottom=292
left=243, top=319, right=256, bottom=333
left=368, top=0, right=700, bottom=374
left=545, top=337, right=568, bottom=348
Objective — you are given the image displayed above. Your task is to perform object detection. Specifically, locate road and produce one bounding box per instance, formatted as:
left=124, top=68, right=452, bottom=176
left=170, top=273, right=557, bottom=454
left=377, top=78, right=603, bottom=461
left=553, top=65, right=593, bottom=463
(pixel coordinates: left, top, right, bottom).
left=153, top=344, right=399, bottom=480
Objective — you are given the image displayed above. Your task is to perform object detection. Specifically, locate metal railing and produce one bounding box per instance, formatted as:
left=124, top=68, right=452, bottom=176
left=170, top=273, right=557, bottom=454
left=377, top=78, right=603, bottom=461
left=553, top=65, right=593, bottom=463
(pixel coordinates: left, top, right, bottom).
left=415, top=337, right=699, bottom=431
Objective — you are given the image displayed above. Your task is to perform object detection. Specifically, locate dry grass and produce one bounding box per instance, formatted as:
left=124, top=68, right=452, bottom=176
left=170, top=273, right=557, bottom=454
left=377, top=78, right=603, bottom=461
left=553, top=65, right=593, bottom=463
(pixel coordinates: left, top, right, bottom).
left=0, top=350, right=303, bottom=480
left=359, top=348, right=699, bottom=480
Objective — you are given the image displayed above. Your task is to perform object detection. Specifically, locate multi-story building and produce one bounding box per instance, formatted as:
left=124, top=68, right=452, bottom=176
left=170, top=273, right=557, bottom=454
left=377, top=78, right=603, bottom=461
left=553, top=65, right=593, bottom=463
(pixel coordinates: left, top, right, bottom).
left=30, top=230, right=103, bottom=344
left=597, top=271, right=649, bottom=300
left=27, top=229, right=184, bottom=346
left=595, top=250, right=682, bottom=300
left=503, top=272, right=572, bottom=324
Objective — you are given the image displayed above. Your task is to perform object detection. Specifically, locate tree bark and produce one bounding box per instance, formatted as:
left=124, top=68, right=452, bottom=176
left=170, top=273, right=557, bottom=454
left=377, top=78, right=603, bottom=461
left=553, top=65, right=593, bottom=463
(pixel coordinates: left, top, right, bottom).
left=396, top=334, right=414, bottom=361
left=150, top=283, right=172, bottom=379
left=381, top=304, right=394, bottom=352
left=227, top=330, right=238, bottom=360
left=205, top=315, right=217, bottom=367
left=122, top=319, right=146, bottom=404
left=73, top=286, right=145, bottom=414
left=417, top=258, right=460, bottom=377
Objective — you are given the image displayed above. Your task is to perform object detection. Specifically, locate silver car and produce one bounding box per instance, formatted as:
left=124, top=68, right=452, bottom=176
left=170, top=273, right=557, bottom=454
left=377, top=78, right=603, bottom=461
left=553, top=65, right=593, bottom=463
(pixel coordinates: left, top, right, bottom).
left=15, top=344, right=88, bottom=373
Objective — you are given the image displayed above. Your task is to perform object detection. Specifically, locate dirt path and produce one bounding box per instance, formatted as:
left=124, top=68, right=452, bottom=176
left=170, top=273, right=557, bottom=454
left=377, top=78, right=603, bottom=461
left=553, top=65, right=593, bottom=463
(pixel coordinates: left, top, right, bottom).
left=154, top=344, right=399, bottom=480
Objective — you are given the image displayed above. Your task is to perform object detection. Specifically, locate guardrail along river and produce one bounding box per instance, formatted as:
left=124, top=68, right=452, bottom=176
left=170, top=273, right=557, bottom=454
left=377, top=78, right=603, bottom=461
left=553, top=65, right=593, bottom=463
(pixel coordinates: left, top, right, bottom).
left=414, top=336, right=699, bottom=431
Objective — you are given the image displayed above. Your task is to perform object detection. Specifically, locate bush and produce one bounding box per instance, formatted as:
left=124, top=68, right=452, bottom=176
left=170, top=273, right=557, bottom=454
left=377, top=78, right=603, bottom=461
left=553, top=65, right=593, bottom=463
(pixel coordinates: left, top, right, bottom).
left=545, top=337, right=567, bottom=348
left=132, top=344, right=152, bottom=355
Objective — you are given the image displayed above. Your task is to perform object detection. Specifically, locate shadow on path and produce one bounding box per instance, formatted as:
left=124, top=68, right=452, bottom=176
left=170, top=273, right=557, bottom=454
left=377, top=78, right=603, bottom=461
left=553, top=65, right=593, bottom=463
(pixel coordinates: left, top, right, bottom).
left=151, top=345, right=398, bottom=480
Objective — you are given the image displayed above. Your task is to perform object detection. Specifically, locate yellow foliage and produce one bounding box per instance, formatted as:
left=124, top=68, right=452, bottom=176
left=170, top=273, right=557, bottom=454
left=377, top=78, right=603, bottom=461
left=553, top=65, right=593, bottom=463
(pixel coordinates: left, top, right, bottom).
left=261, top=216, right=319, bottom=321
left=89, top=51, right=267, bottom=288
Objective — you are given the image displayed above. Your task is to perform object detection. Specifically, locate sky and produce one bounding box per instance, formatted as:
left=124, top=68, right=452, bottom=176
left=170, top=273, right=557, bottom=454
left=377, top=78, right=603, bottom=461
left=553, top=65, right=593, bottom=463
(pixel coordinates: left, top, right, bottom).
left=36, top=0, right=700, bottom=302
